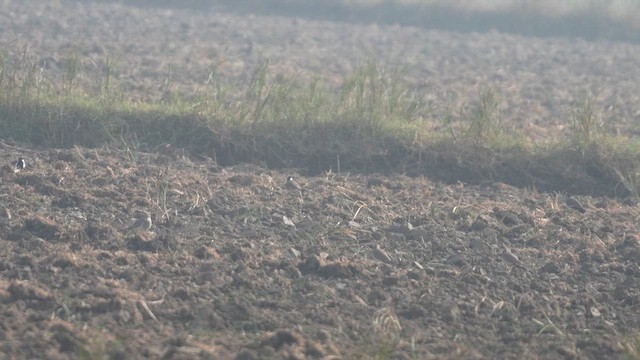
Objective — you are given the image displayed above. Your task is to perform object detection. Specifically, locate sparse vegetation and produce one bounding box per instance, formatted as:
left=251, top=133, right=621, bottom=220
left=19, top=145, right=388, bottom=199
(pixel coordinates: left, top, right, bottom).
left=1, top=46, right=639, bottom=197
left=1, top=2, right=640, bottom=358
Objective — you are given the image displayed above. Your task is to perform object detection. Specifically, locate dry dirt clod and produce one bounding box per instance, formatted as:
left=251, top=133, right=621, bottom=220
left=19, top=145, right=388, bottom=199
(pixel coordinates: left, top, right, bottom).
left=446, top=252, right=466, bottom=266
left=469, top=236, right=485, bottom=251
left=0, top=164, right=15, bottom=178
left=493, top=208, right=524, bottom=227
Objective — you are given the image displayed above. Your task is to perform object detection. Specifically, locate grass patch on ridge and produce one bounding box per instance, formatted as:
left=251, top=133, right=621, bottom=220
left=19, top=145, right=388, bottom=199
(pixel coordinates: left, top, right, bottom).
left=1, top=48, right=639, bottom=197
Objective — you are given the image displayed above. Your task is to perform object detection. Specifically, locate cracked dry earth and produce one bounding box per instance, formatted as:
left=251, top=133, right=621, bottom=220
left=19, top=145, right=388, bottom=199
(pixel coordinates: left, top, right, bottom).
left=0, top=143, right=638, bottom=359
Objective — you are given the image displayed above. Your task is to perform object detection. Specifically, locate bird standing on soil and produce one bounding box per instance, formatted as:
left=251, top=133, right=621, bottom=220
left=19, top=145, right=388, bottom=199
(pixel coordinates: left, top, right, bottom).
left=566, top=196, right=586, bottom=213
left=13, top=157, right=26, bottom=172
left=501, top=245, right=523, bottom=267
left=285, top=176, right=303, bottom=191
left=372, top=244, right=393, bottom=264
left=128, top=211, right=152, bottom=232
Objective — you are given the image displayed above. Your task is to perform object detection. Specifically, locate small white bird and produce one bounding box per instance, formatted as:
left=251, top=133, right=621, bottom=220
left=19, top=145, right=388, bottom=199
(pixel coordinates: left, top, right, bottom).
left=128, top=211, right=152, bottom=232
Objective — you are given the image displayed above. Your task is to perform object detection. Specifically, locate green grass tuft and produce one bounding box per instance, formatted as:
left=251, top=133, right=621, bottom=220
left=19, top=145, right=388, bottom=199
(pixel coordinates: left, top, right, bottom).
left=1, top=46, right=640, bottom=197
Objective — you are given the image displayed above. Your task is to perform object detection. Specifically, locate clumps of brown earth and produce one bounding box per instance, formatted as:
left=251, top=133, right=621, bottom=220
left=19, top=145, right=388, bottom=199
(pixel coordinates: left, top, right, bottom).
left=0, top=143, right=638, bottom=358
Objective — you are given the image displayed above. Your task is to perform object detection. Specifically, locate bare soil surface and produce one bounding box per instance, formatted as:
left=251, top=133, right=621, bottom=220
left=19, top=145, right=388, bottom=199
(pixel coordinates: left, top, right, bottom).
left=1, top=143, right=639, bottom=359
left=0, top=1, right=639, bottom=359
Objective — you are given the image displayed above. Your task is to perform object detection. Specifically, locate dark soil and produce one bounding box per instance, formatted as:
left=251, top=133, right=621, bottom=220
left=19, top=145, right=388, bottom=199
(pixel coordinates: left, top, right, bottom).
left=1, top=144, right=639, bottom=359
left=0, top=1, right=639, bottom=359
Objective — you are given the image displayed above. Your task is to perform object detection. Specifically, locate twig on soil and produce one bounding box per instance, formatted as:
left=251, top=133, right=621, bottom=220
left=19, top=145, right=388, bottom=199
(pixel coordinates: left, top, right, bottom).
left=147, top=298, right=165, bottom=306
left=352, top=203, right=367, bottom=221
left=138, top=300, right=159, bottom=323
left=532, top=312, right=564, bottom=337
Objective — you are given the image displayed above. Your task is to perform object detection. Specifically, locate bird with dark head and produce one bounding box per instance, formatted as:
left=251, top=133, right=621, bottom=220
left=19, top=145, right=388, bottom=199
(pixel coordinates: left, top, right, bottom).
left=285, top=176, right=303, bottom=191
left=13, top=157, right=26, bottom=171
left=566, top=196, right=586, bottom=213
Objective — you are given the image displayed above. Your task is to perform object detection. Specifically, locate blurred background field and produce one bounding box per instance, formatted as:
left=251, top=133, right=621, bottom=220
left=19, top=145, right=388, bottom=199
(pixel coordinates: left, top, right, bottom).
left=117, top=0, right=640, bottom=42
